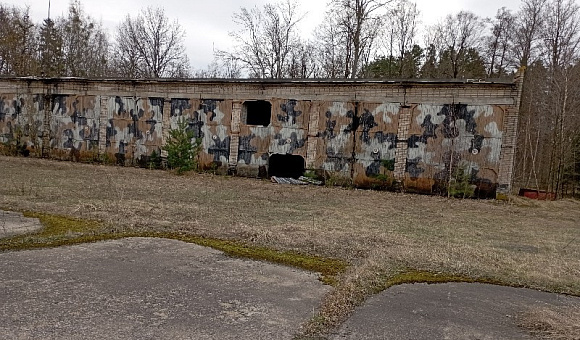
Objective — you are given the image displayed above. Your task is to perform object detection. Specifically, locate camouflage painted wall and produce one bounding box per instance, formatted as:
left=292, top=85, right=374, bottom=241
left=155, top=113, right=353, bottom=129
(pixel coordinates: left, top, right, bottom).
left=0, top=76, right=523, bottom=197
left=0, top=93, right=44, bottom=156
left=169, top=98, right=233, bottom=169
left=237, top=99, right=309, bottom=177
left=50, top=95, right=99, bottom=153
left=404, top=104, right=505, bottom=195
left=105, top=96, right=164, bottom=164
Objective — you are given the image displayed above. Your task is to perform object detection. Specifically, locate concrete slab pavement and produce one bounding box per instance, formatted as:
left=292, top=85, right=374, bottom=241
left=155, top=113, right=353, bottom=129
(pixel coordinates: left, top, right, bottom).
left=332, top=282, right=580, bottom=340
left=0, top=211, right=42, bottom=237
left=0, top=237, right=330, bottom=340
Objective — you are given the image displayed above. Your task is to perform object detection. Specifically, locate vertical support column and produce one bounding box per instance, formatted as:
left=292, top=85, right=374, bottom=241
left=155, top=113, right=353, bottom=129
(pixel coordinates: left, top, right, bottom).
left=228, top=101, right=242, bottom=170
left=496, top=67, right=526, bottom=200
left=161, top=97, right=171, bottom=158
left=41, top=93, right=53, bottom=158
left=393, top=105, right=412, bottom=180
left=305, top=102, right=320, bottom=169
left=98, top=96, right=109, bottom=155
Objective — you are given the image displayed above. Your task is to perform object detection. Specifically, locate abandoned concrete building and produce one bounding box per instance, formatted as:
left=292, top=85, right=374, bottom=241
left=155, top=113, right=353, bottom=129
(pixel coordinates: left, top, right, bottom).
left=0, top=72, right=523, bottom=198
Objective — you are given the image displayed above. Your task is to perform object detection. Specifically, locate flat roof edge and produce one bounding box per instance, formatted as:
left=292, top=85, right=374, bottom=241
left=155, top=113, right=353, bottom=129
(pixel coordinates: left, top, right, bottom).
left=0, top=76, right=516, bottom=85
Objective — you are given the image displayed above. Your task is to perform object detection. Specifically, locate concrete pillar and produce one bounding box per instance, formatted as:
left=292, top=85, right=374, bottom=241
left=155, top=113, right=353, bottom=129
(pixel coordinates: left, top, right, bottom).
left=161, top=97, right=172, bottom=158
left=41, top=94, right=53, bottom=158
left=98, top=96, right=109, bottom=154
left=496, top=67, right=526, bottom=200
left=228, top=101, right=242, bottom=168
left=305, top=102, right=320, bottom=169
left=393, top=105, right=411, bottom=180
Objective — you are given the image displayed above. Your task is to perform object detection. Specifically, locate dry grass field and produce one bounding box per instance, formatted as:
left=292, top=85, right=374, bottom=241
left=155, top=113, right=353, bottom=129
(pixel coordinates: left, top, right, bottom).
left=1, top=156, right=579, bottom=338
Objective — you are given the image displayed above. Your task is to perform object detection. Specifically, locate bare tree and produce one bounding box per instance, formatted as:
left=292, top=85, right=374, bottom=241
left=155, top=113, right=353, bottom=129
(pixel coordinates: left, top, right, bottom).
left=59, top=0, right=109, bottom=77
left=286, top=40, right=318, bottom=78
left=513, top=0, right=549, bottom=190
left=431, top=11, right=486, bottom=78
left=217, top=0, right=304, bottom=78
left=114, top=7, right=190, bottom=78
left=381, top=0, right=420, bottom=77
left=0, top=4, right=38, bottom=76
left=541, top=0, right=580, bottom=196
left=515, top=0, right=580, bottom=197
left=484, top=8, right=515, bottom=78
left=314, top=18, right=347, bottom=78
left=542, top=0, right=580, bottom=68
left=512, top=0, right=546, bottom=67
left=264, top=0, right=304, bottom=78
left=215, top=56, right=243, bottom=79
left=194, top=58, right=243, bottom=79
left=326, top=0, right=391, bottom=78
left=514, top=62, right=548, bottom=190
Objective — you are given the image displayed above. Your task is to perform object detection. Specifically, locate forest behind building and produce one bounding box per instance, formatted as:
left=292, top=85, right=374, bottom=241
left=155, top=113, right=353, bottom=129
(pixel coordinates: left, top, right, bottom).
left=0, top=0, right=578, bottom=197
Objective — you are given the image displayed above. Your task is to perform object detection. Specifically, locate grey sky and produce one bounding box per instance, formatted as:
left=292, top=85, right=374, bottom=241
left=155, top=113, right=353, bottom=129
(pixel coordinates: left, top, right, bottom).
left=5, top=0, right=524, bottom=69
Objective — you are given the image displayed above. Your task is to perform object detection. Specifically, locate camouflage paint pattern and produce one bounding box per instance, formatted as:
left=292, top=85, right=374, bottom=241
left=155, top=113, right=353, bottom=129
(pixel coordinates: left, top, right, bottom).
left=404, top=104, right=505, bottom=196
left=0, top=94, right=23, bottom=144
left=0, top=77, right=523, bottom=196
left=105, top=96, right=164, bottom=164
left=50, top=95, right=99, bottom=153
left=237, top=99, right=309, bottom=176
left=312, top=101, right=357, bottom=177
left=169, top=98, right=233, bottom=171
left=353, top=102, right=400, bottom=185
left=0, top=94, right=44, bottom=155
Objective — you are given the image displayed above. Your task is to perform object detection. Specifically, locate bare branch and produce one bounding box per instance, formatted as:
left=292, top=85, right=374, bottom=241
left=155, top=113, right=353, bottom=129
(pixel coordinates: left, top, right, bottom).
left=114, top=7, right=190, bottom=78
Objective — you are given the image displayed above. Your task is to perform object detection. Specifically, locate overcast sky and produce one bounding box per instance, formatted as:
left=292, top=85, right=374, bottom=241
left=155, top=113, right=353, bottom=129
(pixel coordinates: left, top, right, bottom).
left=5, top=0, right=525, bottom=70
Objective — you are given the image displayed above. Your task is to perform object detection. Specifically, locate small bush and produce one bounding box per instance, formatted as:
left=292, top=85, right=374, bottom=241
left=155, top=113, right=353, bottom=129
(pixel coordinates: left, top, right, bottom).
left=98, top=153, right=115, bottom=165
left=163, top=118, right=201, bottom=174
left=1, top=126, right=29, bottom=157
left=448, top=164, right=476, bottom=198
left=380, top=159, right=395, bottom=171
left=303, top=170, right=323, bottom=181
left=324, top=171, right=353, bottom=188
left=148, top=150, right=163, bottom=169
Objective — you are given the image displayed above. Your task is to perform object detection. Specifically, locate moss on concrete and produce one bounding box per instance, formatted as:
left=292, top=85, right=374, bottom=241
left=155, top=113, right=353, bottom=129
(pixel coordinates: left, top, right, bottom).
left=0, top=211, right=347, bottom=286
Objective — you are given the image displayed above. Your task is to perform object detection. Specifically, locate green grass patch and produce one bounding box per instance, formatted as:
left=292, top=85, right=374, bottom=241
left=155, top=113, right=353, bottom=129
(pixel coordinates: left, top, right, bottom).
left=1, top=211, right=347, bottom=285
left=163, top=234, right=347, bottom=285
left=300, top=269, right=516, bottom=338
left=374, top=270, right=508, bottom=293
left=22, top=211, right=103, bottom=234
left=1, top=212, right=109, bottom=251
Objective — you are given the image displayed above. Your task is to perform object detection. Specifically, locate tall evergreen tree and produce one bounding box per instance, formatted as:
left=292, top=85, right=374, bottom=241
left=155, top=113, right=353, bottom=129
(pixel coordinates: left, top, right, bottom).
left=39, top=18, right=64, bottom=77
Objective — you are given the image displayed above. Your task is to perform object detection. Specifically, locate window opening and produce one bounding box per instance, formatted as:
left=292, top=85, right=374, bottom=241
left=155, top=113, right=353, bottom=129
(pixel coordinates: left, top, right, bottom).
left=244, top=100, right=271, bottom=126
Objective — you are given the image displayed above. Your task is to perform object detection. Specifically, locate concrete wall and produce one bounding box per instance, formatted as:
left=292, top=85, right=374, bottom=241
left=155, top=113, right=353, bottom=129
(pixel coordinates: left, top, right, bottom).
left=0, top=74, right=524, bottom=198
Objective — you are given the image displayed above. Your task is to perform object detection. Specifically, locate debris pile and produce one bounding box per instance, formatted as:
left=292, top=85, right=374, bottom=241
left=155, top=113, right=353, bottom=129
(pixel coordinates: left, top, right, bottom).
left=271, top=176, right=323, bottom=186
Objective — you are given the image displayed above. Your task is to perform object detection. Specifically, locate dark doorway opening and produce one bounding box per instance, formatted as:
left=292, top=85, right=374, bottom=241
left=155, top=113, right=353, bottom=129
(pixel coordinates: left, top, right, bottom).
left=268, top=154, right=305, bottom=179
left=244, top=100, right=271, bottom=126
